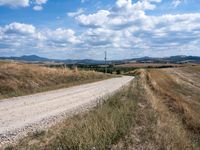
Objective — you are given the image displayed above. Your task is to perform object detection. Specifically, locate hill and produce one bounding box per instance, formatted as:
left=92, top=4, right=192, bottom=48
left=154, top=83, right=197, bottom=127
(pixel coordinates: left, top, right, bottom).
left=0, top=55, right=200, bottom=64
left=0, top=55, right=104, bottom=64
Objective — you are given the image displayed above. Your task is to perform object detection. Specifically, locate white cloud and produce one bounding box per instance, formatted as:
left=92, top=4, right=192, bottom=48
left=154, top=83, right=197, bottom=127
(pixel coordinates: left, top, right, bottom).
left=35, top=0, right=47, bottom=5
left=4, top=22, right=36, bottom=35
left=0, top=0, right=48, bottom=10
left=0, top=0, right=29, bottom=8
left=116, top=0, right=161, bottom=12
left=33, top=0, right=47, bottom=11
left=67, top=8, right=85, bottom=17
left=76, top=10, right=110, bottom=27
left=76, top=0, right=161, bottom=29
left=0, top=22, right=80, bottom=55
left=45, top=28, right=81, bottom=45
left=33, top=5, right=43, bottom=11
left=1, top=0, right=200, bottom=59
left=1, top=23, right=81, bottom=45
left=73, top=0, right=200, bottom=58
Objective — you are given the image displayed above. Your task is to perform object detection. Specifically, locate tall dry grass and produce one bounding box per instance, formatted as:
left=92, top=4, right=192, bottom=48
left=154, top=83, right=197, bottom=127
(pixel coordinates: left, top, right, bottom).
left=147, top=68, right=200, bottom=133
left=0, top=62, right=111, bottom=99
left=4, top=66, right=200, bottom=150
left=136, top=67, right=200, bottom=149
left=6, top=82, right=137, bottom=150
left=112, top=76, right=158, bottom=150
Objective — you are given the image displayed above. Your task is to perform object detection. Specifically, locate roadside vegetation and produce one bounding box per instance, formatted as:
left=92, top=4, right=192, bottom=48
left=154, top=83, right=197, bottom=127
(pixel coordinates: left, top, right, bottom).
left=4, top=64, right=200, bottom=150
left=0, top=61, right=112, bottom=99
left=6, top=81, right=138, bottom=150
left=145, top=66, right=200, bottom=149
left=113, top=66, right=200, bottom=149
left=49, top=62, right=183, bottom=75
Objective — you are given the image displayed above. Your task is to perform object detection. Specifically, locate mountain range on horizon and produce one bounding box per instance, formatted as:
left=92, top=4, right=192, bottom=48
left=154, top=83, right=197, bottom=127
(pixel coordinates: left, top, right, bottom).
left=0, top=55, right=200, bottom=64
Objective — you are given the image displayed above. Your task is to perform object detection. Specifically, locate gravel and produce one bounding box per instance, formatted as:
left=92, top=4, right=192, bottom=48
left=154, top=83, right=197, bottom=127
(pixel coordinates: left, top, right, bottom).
left=0, top=76, right=133, bottom=146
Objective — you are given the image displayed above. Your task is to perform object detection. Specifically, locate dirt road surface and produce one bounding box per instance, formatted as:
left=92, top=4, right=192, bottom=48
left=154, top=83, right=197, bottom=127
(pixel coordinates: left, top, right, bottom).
left=0, top=76, right=133, bottom=145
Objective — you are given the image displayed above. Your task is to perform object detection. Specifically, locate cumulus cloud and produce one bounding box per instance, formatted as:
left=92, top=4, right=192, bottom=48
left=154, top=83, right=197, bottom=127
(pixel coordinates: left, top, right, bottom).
left=33, top=0, right=47, bottom=11
left=0, top=0, right=48, bottom=11
left=115, top=0, right=161, bottom=11
left=45, top=28, right=81, bottom=45
left=76, top=10, right=110, bottom=28
left=1, top=0, right=200, bottom=59
left=76, top=0, right=161, bottom=29
left=35, top=0, right=47, bottom=5
left=0, top=0, right=29, bottom=8
left=4, top=22, right=36, bottom=35
left=74, top=0, right=200, bottom=58
left=33, top=5, right=43, bottom=11
left=0, top=22, right=80, bottom=56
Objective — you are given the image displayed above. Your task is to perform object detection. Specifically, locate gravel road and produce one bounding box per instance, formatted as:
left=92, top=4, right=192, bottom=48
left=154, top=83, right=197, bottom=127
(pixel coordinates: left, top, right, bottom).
left=0, top=76, right=133, bottom=145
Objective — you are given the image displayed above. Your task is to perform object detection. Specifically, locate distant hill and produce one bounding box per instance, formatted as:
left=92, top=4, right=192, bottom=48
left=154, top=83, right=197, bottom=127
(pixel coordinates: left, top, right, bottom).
left=0, top=55, right=105, bottom=64
left=0, top=55, right=49, bottom=62
left=133, top=55, right=200, bottom=63
left=164, top=56, right=200, bottom=63
left=19, top=55, right=50, bottom=61
left=0, top=55, right=200, bottom=64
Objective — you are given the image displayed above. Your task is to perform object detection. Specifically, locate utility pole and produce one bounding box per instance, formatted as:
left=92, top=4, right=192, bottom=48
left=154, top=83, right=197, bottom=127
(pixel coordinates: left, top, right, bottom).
left=104, top=51, right=107, bottom=73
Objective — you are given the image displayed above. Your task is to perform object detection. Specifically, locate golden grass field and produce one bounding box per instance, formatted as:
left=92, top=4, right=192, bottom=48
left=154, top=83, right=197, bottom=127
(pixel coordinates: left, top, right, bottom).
left=132, top=65, right=200, bottom=149
left=3, top=63, right=200, bottom=150
left=113, top=65, right=200, bottom=149
left=0, top=61, right=111, bottom=99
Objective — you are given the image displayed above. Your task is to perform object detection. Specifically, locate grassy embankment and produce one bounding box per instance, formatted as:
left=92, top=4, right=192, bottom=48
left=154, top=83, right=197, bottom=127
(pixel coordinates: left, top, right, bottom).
left=116, top=66, right=200, bottom=149
left=144, top=66, right=200, bottom=149
left=114, top=66, right=200, bottom=150
left=4, top=65, right=200, bottom=150
left=0, top=61, right=112, bottom=99
left=5, top=79, right=138, bottom=150
left=4, top=70, right=157, bottom=150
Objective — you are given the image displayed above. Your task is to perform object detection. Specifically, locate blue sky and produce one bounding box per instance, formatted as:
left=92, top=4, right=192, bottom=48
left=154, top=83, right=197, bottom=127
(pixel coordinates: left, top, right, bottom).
left=0, top=0, right=200, bottom=60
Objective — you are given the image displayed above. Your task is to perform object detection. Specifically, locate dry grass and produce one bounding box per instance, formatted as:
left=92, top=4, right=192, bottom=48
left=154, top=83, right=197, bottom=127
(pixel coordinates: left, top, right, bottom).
left=113, top=66, right=200, bottom=150
left=136, top=66, right=200, bottom=149
left=5, top=81, right=137, bottom=150
left=3, top=64, right=200, bottom=150
left=112, top=76, right=158, bottom=150
left=0, top=62, right=111, bottom=99
left=147, top=67, right=200, bottom=133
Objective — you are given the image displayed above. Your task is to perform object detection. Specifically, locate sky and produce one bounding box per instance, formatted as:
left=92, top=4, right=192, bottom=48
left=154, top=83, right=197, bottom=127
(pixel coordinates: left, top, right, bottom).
left=0, top=0, right=200, bottom=60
